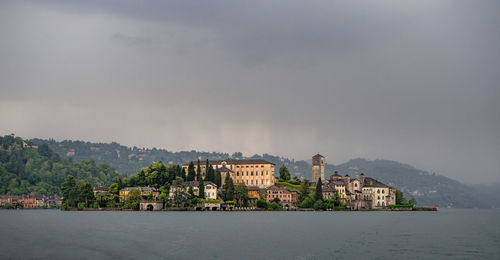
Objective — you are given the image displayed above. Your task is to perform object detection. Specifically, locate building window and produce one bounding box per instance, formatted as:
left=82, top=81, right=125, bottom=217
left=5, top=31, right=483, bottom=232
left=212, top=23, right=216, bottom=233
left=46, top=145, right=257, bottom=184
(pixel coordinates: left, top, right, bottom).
left=382, top=190, right=385, bottom=194
left=355, top=183, right=357, bottom=187
left=377, top=202, right=380, bottom=206
left=377, top=196, right=380, bottom=200
left=377, top=189, right=380, bottom=194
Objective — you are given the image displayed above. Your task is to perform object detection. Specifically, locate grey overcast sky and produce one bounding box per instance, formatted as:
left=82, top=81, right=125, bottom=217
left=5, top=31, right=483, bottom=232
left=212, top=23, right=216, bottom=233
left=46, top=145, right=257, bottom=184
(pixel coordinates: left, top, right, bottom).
left=1, top=0, right=499, bottom=184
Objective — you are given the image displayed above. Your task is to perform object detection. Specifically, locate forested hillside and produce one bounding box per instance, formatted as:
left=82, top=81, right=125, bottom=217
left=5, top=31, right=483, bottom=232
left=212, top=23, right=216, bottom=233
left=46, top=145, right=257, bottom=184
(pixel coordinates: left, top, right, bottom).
left=0, top=135, right=123, bottom=195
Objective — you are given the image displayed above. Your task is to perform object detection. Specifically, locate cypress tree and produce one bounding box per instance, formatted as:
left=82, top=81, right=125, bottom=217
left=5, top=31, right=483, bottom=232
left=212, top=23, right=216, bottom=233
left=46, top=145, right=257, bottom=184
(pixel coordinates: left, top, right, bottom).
left=299, top=179, right=310, bottom=202
left=205, top=159, right=209, bottom=179
left=187, top=161, right=196, bottom=181
left=206, top=166, right=215, bottom=182
left=196, top=160, right=202, bottom=181
left=199, top=178, right=205, bottom=199
left=222, top=174, right=234, bottom=201
left=214, top=169, right=222, bottom=187
left=179, top=167, right=186, bottom=181
left=315, top=178, right=323, bottom=201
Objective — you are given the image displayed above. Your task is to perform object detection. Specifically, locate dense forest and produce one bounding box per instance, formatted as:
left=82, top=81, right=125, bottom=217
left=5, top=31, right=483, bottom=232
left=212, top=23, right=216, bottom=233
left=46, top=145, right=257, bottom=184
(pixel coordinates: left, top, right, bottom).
left=0, top=135, right=123, bottom=195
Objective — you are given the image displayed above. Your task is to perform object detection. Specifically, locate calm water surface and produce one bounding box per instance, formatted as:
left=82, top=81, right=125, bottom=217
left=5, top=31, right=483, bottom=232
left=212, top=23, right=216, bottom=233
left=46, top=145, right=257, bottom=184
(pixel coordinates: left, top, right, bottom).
left=0, top=209, right=499, bottom=259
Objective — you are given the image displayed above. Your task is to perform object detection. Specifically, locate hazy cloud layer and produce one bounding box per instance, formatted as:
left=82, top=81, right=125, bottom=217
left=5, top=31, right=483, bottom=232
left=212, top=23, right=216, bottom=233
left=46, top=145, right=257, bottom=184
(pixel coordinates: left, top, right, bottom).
left=1, top=0, right=499, bottom=184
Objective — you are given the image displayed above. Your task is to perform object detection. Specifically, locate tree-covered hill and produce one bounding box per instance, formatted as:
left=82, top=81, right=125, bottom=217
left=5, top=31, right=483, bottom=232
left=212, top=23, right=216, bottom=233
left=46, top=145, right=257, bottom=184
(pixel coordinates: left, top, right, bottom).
left=30, top=138, right=230, bottom=175
left=0, top=135, right=123, bottom=195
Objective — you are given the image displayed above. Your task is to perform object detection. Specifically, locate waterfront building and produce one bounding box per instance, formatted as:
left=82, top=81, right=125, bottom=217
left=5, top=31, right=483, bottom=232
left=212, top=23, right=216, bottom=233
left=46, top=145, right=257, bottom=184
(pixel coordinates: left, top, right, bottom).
left=247, top=186, right=263, bottom=202
left=316, top=155, right=396, bottom=210
left=119, top=187, right=159, bottom=202
left=22, top=195, right=36, bottom=208
left=182, top=159, right=276, bottom=188
left=185, top=181, right=218, bottom=200
left=265, top=186, right=297, bottom=205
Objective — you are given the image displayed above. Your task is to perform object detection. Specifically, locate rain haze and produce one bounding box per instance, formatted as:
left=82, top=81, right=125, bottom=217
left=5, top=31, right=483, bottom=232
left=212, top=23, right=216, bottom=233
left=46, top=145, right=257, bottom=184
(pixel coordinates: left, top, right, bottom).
left=1, top=0, right=499, bottom=184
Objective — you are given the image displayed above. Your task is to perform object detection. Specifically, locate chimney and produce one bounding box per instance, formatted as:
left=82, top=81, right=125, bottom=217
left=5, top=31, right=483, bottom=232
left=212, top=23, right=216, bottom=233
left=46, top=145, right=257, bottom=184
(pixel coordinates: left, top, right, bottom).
left=344, top=174, right=350, bottom=184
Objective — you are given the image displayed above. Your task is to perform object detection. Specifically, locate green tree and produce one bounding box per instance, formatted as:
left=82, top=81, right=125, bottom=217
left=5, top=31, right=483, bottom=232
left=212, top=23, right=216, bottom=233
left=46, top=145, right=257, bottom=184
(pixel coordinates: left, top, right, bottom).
left=187, top=161, right=196, bottom=181
left=79, top=182, right=95, bottom=207
left=395, top=190, right=407, bottom=205
left=298, top=196, right=315, bottom=208
left=222, top=174, right=235, bottom=201
left=61, top=175, right=78, bottom=207
left=159, top=193, right=167, bottom=207
left=214, top=169, right=222, bottom=187
left=299, top=179, right=310, bottom=202
left=409, top=197, right=417, bottom=207
left=256, top=199, right=267, bottom=209
left=236, top=183, right=249, bottom=205
left=206, top=166, right=215, bottom=182
left=198, top=178, right=205, bottom=199
left=313, top=200, right=327, bottom=211
left=179, top=167, right=186, bottom=180
left=171, top=177, right=188, bottom=207
left=187, top=186, right=195, bottom=199
left=196, top=160, right=202, bottom=181
left=123, top=189, right=141, bottom=210
left=315, top=178, right=323, bottom=201
left=279, top=165, right=291, bottom=181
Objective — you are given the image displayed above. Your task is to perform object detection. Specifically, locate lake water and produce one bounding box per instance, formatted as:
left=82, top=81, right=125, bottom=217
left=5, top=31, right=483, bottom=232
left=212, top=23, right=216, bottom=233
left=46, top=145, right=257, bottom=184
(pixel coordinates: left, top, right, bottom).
left=0, top=209, right=499, bottom=259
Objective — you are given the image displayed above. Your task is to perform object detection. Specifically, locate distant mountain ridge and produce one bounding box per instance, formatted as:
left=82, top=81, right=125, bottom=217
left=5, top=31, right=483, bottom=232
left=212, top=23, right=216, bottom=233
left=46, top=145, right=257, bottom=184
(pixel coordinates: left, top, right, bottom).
left=30, top=138, right=499, bottom=208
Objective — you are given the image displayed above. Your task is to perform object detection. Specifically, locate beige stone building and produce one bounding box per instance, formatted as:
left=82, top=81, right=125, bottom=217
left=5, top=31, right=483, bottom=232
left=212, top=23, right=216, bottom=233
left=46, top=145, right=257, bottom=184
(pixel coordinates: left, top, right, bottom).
left=182, top=159, right=276, bottom=188
left=321, top=168, right=396, bottom=209
left=312, top=154, right=325, bottom=182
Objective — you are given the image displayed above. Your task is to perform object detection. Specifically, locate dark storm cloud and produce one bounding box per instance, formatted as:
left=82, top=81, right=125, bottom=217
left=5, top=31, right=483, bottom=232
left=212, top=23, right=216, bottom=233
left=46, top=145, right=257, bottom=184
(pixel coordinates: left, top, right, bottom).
left=0, top=0, right=499, bottom=184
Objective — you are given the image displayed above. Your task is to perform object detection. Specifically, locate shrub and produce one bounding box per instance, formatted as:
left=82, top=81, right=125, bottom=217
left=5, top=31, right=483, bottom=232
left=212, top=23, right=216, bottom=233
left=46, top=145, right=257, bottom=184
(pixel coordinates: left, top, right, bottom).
left=267, top=202, right=283, bottom=211
left=313, top=200, right=327, bottom=211
left=298, top=196, right=315, bottom=208
left=77, top=202, right=85, bottom=210
left=225, top=201, right=236, bottom=204
left=93, top=202, right=99, bottom=208
left=256, top=199, right=267, bottom=209
left=61, top=202, right=68, bottom=211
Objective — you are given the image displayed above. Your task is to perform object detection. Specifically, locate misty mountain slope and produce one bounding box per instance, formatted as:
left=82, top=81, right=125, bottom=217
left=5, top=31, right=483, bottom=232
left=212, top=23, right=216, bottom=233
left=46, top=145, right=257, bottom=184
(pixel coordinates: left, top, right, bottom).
left=30, top=138, right=495, bottom=208
left=333, top=159, right=491, bottom=208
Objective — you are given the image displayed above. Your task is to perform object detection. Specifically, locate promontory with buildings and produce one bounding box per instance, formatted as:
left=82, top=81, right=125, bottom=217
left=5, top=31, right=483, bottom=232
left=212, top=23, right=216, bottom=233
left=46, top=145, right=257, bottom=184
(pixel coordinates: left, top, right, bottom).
left=53, top=154, right=425, bottom=212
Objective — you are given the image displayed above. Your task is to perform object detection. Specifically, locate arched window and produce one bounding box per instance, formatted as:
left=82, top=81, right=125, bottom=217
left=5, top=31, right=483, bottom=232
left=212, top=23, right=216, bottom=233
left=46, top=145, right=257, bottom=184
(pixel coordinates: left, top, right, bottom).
left=382, top=202, right=385, bottom=206
left=382, top=190, right=385, bottom=194
left=377, top=202, right=380, bottom=206
left=377, top=189, right=380, bottom=194
left=377, top=196, right=380, bottom=200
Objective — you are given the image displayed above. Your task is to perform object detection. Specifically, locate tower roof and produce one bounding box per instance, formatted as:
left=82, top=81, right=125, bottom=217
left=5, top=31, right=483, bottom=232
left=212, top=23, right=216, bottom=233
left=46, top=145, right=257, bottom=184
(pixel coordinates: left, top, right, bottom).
left=312, top=154, right=324, bottom=158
